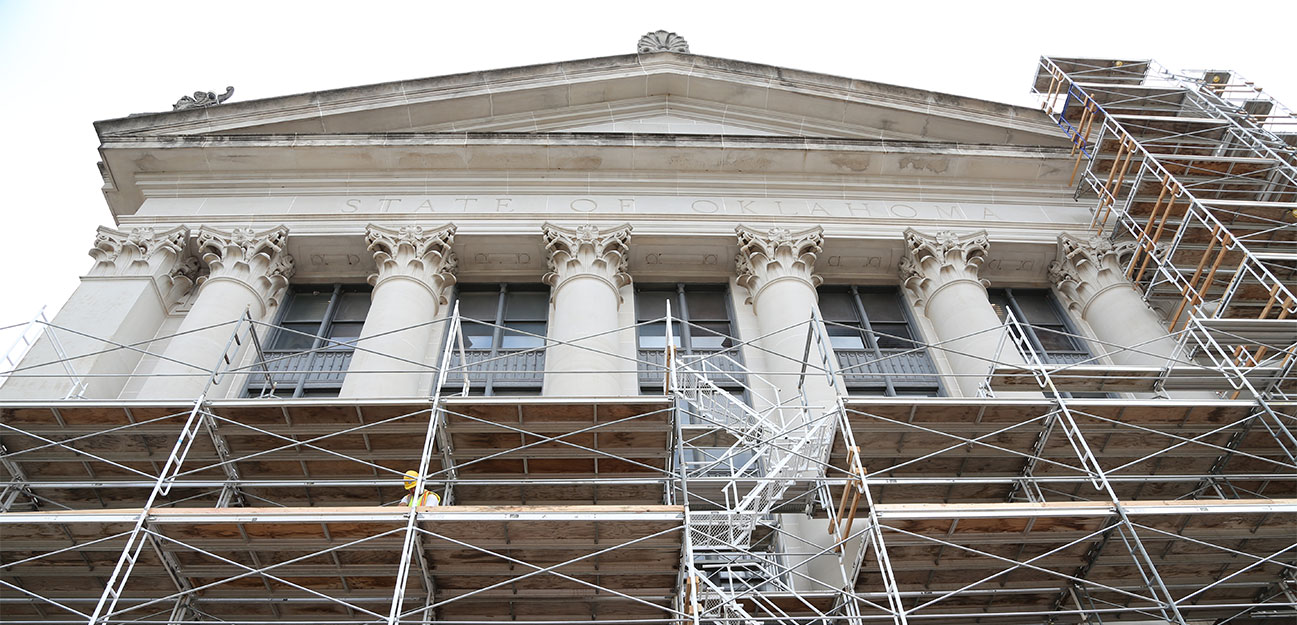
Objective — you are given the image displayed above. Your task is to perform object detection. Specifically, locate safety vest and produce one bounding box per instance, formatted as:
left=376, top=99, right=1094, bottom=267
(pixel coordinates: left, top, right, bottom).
left=401, top=490, right=441, bottom=508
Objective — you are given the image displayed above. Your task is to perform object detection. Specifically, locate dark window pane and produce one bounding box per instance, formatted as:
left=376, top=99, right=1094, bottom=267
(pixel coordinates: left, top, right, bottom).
left=828, top=325, right=866, bottom=350
left=461, top=323, right=495, bottom=349
left=506, top=291, right=549, bottom=320
left=333, top=292, right=371, bottom=322
left=270, top=323, right=320, bottom=350
left=685, top=290, right=728, bottom=320
left=327, top=321, right=365, bottom=344
left=502, top=322, right=546, bottom=349
left=690, top=322, right=734, bottom=349
left=872, top=323, right=915, bottom=349
left=283, top=293, right=331, bottom=323
left=818, top=292, right=858, bottom=322
left=458, top=291, right=501, bottom=321
left=636, top=290, right=674, bottom=321
left=1037, top=326, right=1081, bottom=352
left=639, top=322, right=681, bottom=349
left=1014, top=292, right=1065, bottom=325
left=860, top=291, right=904, bottom=322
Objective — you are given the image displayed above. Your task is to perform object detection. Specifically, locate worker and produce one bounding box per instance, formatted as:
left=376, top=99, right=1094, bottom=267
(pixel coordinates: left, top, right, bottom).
left=399, top=470, right=441, bottom=508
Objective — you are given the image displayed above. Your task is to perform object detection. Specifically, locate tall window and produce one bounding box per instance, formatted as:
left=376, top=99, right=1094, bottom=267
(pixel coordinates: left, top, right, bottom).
left=635, top=284, right=743, bottom=391
left=988, top=289, right=1091, bottom=366
left=818, top=286, right=942, bottom=396
left=450, top=284, right=548, bottom=395
left=247, top=284, right=371, bottom=398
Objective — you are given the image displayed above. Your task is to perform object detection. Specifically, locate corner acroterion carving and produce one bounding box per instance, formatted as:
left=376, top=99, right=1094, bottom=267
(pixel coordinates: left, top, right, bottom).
left=173, top=87, right=234, bottom=111
left=366, top=224, right=458, bottom=305
left=899, top=229, right=990, bottom=309
left=734, top=225, right=823, bottom=304
left=542, top=223, right=632, bottom=300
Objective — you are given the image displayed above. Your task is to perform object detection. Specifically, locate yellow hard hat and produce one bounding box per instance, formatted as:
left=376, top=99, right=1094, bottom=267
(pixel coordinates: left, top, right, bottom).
left=403, top=470, right=420, bottom=490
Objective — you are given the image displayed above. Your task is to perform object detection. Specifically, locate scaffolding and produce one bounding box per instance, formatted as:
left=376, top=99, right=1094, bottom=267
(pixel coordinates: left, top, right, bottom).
left=0, top=56, right=1295, bottom=624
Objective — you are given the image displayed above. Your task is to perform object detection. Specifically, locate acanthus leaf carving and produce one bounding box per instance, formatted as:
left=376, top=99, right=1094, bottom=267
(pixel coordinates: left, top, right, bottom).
left=734, top=225, right=823, bottom=304
left=195, top=225, right=295, bottom=313
left=542, top=223, right=632, bottom=301
left=898, top=228, right=990, bottom=309
left=366, top=223, right=458, bottom=305
left=1048, top=232, right=1140, bottom=315
left=88, top=225, right=199, bottom=303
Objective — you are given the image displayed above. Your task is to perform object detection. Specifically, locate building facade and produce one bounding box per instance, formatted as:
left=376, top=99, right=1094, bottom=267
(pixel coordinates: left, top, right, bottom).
left=1, top=33, right=1294, bottom=624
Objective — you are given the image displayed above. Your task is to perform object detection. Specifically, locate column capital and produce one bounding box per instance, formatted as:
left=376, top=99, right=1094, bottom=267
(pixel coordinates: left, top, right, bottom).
left=1048, top=232, right=1139, bottom=316
left=366, top=223, right=457, bottom=305
left=88, top=225, right=200, bottom=299
left=734, top=225, right=823, bottom=303
left=542, top=223, right=632, bottom=297
left=898, top=228, right=990, bottom=309
left=195, top=225, right=295, bottom=314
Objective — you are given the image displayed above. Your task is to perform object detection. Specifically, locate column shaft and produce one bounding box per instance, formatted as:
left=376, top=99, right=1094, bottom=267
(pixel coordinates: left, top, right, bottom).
left=138, top=226, right=293, bottom=400
left=541, top=223, right=633, bottom=397
left=901, top=229, right=1033, bottom=397
left=0, top=227, right=195, bottom=400
left=340, top=224, right=456, bottom=399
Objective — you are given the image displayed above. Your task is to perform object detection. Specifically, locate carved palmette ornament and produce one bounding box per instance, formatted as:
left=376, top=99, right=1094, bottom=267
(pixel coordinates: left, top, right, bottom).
left=542, top=223, right=632, bottom=298
left=734, top=225, right=824, bottom=303
left=898, top=229, right=991, bottom=309
left=365, top=223, right=458, bottom=305
left=637, top=30, right=690, bottom=54
left=195, top=225, right=295, bottom=311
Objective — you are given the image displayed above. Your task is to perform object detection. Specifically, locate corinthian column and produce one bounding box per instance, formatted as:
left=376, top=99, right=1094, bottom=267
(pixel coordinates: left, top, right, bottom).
left=900, top=229, right=1031, bottom=397
left=1049, top=233, right=1187, bottom=367
left=0, top=226, right=197, bottom=400
left=541, top=223, right=633, bottom=396
left=340, top=224, right=456, bottom=398
left=138, top=226, right=294, bottom=400
left=735, top=225, right=836, bottom=410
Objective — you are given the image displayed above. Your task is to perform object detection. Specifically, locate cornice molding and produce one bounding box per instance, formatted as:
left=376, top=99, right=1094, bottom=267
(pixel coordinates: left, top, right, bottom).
left=542, top=223, right=632, bottom=299
left=195, top=225, right=295, bottom=313
left=366, top=223, right=457, bottom=305
left=734, top=225, right=824, bottom=304
left=899, top=228, right=990, bottom=309
left=1048, top=232, right=1140, bottom=316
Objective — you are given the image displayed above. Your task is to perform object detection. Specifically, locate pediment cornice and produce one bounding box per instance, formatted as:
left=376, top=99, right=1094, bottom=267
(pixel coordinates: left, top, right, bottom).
left=94, top=53, right=1066, bottom=147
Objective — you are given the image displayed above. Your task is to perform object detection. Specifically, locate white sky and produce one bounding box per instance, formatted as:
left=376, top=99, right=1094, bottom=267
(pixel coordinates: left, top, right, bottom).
left=1, top=0, right=1294, bottom=349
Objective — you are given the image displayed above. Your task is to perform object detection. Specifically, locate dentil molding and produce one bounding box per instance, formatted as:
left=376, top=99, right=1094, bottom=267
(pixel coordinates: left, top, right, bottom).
left=366, top=223, right=457, bottom=305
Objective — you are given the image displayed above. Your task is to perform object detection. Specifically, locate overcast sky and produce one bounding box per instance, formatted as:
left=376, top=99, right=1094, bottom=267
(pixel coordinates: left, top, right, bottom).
left=1, top=0, right=1294, bottom=350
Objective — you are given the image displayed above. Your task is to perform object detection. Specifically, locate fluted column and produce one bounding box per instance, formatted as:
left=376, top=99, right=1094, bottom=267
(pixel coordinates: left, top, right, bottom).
left=340, top=224, right=456, bottom=398
left=541, top=223, right=632, bottom=396
left=901, top=229, right=1031, bottom=397
left=0, top=226, right=197, bottom=400
left=138, top=226, right=294, bottom=399
left=1050, top=233, right=1194, bottom=369
left=735, top=225, right=836, bottom=411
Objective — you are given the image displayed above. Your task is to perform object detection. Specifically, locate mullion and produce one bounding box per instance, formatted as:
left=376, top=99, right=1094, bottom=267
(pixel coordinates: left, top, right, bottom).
left=850, top=286, right=897, bottom=397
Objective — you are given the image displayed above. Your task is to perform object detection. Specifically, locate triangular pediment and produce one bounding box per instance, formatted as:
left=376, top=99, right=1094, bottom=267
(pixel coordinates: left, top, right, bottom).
left=96, top=53, right=1068, bottom=147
